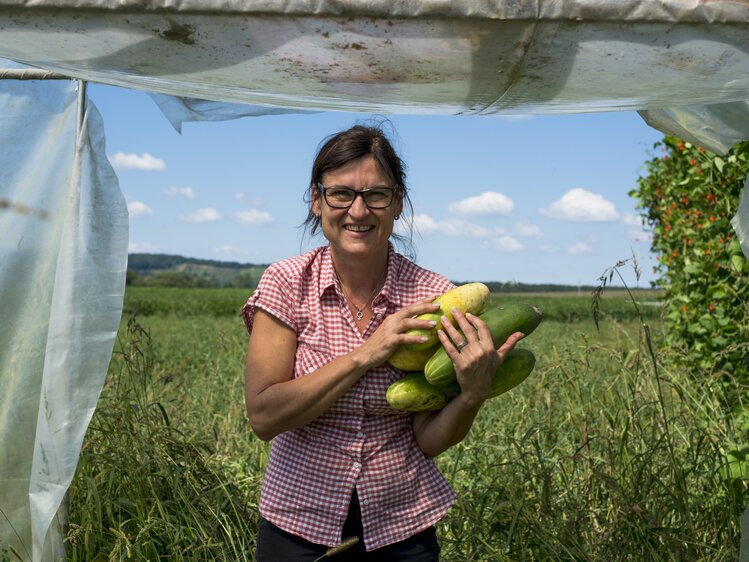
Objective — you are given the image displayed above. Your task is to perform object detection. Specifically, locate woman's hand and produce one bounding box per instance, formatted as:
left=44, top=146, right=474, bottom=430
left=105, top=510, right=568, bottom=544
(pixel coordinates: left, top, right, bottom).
left=436, top=307, right=524, bottom=407
left=353, top=296, right=441, bottom=370
left=412, top=308, right=525, bottom=458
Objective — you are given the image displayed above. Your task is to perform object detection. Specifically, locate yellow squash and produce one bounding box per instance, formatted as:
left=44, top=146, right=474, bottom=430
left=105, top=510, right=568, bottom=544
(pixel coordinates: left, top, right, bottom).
left=403, top=282, right=490, bottom=352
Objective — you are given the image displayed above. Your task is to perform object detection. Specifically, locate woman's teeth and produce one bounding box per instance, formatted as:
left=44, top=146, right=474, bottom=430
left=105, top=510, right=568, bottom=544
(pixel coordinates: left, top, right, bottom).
left=344, top=225, right=373, bottom=232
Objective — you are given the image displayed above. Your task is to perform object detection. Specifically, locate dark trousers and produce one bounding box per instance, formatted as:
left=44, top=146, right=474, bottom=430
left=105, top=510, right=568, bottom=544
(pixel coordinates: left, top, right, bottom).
left=254, top=490, right=440, bottom=561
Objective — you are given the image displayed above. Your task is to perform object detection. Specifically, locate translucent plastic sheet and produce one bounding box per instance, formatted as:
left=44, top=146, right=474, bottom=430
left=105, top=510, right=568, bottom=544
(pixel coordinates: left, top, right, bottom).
left=0, top=11, right=748, bottom=116
left=148, top=93, right=316, bottom=133
left=640, top=102, right=749, bottom=156
left=0, top=79, right=128, bottom=561
left=733, top=177, right=749, bottom=259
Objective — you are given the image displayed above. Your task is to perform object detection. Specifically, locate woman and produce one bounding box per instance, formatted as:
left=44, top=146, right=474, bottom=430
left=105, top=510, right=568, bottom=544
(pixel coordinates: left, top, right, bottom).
left=243, top=123, right=523, bottom=561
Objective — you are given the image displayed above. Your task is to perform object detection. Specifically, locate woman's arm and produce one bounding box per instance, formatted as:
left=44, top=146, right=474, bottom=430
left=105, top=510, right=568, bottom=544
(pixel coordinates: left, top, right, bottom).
left=412, top=308, right=524, bottom=458
left=245, top=298, right=441, bottom=441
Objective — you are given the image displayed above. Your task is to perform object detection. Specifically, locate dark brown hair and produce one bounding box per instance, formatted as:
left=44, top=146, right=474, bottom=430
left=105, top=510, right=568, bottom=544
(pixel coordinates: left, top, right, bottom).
left=301, top=121, right=415, bottom=256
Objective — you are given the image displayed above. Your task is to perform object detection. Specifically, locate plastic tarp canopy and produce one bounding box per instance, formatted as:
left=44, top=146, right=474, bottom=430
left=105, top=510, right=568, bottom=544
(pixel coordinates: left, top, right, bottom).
left=1, top=1, right=749, bottom=560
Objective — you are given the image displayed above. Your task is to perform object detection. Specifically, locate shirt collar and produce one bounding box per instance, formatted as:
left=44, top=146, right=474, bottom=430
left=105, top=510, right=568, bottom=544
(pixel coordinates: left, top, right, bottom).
left=320, top=246, right=339, bottom=296
left=320, top=244, right=399, bottom=309
left=375, top=243, right=400, bottom=309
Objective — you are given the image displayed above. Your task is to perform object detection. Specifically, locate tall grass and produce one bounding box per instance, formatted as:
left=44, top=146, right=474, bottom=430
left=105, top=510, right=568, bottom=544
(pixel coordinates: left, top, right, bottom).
left=66, top=292, right=745, bottom=560
left=66, top=318, right=260, bottom=560
left=437, top=322, right=742, bottom=560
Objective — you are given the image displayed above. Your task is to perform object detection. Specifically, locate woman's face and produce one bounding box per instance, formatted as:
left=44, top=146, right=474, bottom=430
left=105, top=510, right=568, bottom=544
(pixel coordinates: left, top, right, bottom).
left=312, top=154, right=402, bottom=261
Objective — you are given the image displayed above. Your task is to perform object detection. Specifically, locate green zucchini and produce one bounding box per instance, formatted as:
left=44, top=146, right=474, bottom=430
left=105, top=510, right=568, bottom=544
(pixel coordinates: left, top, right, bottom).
left=424, top=302, right=542, bottom=386
left=386, top=348, right=536, bottom=412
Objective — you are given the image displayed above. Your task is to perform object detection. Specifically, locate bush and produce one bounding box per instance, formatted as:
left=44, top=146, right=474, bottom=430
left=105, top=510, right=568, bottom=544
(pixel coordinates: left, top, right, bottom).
left=630, top=137, right=749, bottom=386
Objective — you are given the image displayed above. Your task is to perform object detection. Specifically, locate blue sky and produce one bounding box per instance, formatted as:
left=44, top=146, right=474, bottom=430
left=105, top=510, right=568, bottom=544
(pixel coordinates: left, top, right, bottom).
left=89, top=83, right=664, bottom=287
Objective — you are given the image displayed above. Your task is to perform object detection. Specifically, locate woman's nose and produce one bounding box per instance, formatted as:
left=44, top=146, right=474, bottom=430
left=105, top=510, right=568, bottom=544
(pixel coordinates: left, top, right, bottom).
left=347, top=193, right=370, bottom=217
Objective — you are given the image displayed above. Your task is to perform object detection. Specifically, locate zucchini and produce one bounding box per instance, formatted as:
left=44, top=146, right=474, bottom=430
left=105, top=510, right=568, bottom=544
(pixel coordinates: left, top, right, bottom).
left=424, top=302, right=542, bottom=386
left=403, top=282, right=490, bottom=352
left=386, top=348, right=536, bottom=412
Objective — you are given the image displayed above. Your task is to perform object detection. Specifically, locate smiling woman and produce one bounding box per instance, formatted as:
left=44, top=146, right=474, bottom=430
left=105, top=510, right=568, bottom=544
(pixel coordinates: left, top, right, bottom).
left=240, top=122, right=524, bottom=560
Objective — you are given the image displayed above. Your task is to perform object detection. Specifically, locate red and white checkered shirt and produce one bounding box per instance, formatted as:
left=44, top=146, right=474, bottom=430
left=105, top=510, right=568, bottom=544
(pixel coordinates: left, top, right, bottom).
left=242, top=244, right=457, bottom=551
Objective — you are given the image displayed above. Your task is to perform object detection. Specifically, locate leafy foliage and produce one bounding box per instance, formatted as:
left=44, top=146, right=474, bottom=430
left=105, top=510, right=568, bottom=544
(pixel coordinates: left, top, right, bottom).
left=630, top=137, right=749, bottom=385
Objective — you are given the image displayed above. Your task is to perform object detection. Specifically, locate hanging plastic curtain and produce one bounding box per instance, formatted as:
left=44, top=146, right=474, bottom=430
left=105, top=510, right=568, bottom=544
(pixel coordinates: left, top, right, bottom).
left=0, top=78, right=128, bottom=561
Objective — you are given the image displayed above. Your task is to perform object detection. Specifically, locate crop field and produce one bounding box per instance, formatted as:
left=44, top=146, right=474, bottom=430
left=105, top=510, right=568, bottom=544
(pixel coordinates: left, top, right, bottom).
left=64, top=287, right=744, bottom=561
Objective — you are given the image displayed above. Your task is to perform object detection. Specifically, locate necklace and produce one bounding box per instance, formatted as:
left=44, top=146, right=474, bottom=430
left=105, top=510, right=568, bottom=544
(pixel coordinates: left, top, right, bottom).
left=333, top=263, right=387, bottom=321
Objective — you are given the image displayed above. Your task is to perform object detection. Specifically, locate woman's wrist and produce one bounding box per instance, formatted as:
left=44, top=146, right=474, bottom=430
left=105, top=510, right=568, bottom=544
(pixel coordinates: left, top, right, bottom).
left=455, top=390, right=486, bottom=411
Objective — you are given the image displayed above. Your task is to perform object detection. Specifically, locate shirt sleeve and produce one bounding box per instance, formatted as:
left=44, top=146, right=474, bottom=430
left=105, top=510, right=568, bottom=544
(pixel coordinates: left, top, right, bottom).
left=241, top=263, right=297, bottom=333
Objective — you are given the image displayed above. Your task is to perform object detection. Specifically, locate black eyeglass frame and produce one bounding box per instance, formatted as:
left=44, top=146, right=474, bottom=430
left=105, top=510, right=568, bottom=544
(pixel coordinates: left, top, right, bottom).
left=316, top=183, right=397, bottom=210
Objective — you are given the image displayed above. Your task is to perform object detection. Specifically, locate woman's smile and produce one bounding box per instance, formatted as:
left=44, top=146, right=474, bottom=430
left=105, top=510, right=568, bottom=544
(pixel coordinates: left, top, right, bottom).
left=343, top=224, right=375, bottom=233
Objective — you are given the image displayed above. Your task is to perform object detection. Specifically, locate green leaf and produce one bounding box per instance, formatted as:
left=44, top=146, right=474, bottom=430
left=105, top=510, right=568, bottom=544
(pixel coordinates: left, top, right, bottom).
left=714, top=157, right=725, bottom=173
left=732, top=255, right=745, bottom=273
left=708, top=285, right=727, bottom=299
left=684, top=263, right=702, bottom=275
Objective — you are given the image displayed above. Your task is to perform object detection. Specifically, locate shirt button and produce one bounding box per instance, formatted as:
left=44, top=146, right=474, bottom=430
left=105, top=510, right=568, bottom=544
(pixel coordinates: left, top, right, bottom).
left=353, top=462, right=361, bottom=470
left=362, top=499, right=369, bottom=506
left=356, top=431, right=365, bottom=439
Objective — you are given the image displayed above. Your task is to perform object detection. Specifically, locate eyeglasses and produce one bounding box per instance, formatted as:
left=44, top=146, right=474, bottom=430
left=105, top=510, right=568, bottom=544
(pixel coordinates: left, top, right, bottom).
left=317, top=183, right=396, bottom=209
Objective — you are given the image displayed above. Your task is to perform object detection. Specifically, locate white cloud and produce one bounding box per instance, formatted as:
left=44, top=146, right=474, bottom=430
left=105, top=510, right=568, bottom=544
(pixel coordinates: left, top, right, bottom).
left=515, top=220, right=543, bottom=238
left=128, top=242, right=159, bottom=253
left=179, top=208, right=222, bottom=223
left=408, top=214, right=503, bottom=238
left=235, top=192, right=266, bottom=206
left=621, top=213, right=644, bottom=227
left=622, top=213, right=652, bottom=243
left=568, top=242, right=593, bottom=255
left=411, top=213, right=440, bottom=235
left=127, top=201, right=153, bottom=219
left=235, top=209, right=273, bottom=226
left=540, top=188, right=620, bottom=222
left=110, top=152, right=166, bottom=171
left=163, top=186, right=195, bottom=199
left=483, top=236, right=524, bottom=252
left=439, top=218, right=502, bottom=238
left=537, top=244, right=554, bottom=253
left=448, top=191, right=514, bottom=216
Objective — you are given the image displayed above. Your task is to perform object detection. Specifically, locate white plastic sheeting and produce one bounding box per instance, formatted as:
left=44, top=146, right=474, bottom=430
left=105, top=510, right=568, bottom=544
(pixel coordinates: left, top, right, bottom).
left=0, top=79, right=128, bottom=560
left=1, top=9, right=749, bottom=115
left=148, top=94, right=317, bottom=133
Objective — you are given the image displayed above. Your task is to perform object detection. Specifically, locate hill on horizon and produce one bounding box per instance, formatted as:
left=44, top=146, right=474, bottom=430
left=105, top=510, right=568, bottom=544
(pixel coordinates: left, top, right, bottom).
left=127, top=252, right=654, bottom=293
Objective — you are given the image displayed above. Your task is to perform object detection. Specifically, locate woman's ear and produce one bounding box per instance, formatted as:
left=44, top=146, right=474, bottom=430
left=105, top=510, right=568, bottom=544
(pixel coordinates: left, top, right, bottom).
left=311, top=186, right=321, bottom=217
left=394, top=197, right=403, bottom=220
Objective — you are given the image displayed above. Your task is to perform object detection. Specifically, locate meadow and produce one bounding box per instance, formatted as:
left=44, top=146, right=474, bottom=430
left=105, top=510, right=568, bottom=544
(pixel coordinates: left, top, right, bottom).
left=63, top=287, right=745, bottom=561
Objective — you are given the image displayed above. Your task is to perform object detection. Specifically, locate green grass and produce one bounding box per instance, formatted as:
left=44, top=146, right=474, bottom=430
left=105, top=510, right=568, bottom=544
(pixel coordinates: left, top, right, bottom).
left=65, top=289, right=745, bottom=560
left=122, top=286, right=663, bottom=323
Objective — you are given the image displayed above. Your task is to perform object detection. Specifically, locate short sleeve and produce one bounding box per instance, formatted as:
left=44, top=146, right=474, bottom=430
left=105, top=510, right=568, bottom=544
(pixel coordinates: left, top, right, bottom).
left=241, top=263, right=297, bottom=333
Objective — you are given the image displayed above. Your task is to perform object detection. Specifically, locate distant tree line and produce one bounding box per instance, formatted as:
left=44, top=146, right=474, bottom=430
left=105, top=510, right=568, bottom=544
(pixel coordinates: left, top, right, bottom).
left=128, top=253, right=268, bottom=271
left=126, top=254, right=653, bottom=292
left=467, top=281, right=652, bottom=293
left=126, top=269, right=258, bottom=288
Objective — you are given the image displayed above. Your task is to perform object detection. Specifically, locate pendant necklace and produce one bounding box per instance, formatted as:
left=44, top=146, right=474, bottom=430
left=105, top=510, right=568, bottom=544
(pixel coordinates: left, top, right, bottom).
left=333, top=264, right=387, bottom=321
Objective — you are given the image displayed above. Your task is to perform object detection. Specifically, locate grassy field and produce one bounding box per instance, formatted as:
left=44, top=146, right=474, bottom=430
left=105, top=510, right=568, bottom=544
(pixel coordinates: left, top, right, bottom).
left=63, top=287, right=745, bottom=560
